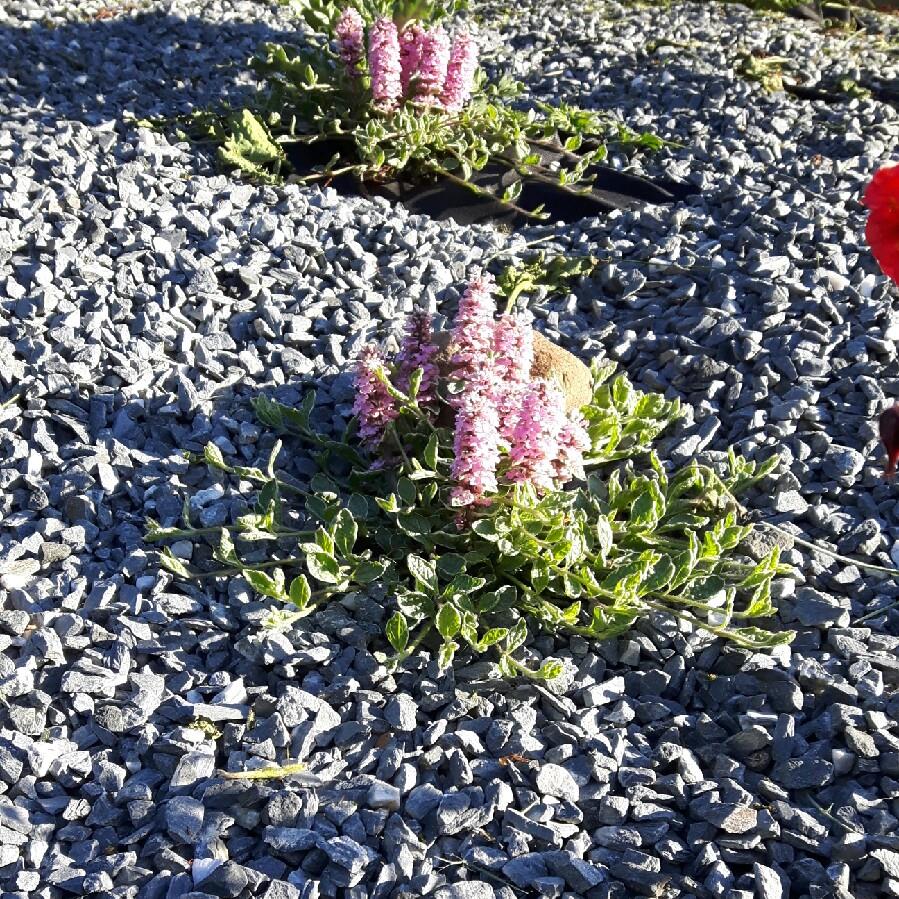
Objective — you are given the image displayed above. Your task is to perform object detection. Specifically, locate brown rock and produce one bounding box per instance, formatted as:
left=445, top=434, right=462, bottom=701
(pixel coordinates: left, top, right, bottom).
left=531, top=331, right=593, bottom=413
left=433, top=327, right=592, bottom=413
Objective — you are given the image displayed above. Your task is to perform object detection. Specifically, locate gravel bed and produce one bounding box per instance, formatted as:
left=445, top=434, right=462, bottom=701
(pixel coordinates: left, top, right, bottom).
left=2, top=1, right=899, bottom=898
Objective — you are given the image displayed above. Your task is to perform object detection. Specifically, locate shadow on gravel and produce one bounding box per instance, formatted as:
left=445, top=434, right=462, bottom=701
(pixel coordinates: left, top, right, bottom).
left=504, top=20, right=899, bottom=132
left=0, top=9, right=698, bottom=227
left=0, top=10, right=300, bottom=124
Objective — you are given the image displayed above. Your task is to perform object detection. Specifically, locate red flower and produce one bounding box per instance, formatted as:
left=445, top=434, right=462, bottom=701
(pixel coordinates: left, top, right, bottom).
left=863, top=164, right=899, bottom=284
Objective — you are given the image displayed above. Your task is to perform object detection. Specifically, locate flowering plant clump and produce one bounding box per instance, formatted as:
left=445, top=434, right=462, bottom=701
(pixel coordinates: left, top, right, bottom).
left=147, top=276, right=795, bottom=678
left=187, top=0, right=666, bottom=219
left=863, top=163, right=899, bottom=284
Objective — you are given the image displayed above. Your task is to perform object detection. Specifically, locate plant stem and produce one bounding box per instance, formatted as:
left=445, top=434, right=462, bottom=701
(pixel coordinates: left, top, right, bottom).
left=641, top=597, right=715, bottom=632
left=269, top=477, right=312, bottom=500
left=496, top=153, right=596, bottom=201
left=282, top=423, right=366, bottom=467
left=652, top=588, right=737, bottom=616
left=289, top=164, right=363, bottom=184
left=278, top=132, right=350, bottom=146
left=388, top=621, right=434, bottom=668
left=504, top=277, right=536, bottom=314
left=481, top=234, right=556, bottom=265
left=221, top=762, right=321, bottom=782
left=194, top=556, right=309, bottom=579
left=215, top=461, right=312, bottom=499
left=503, top=655, right=546, bottom=679
left=505, top=573, right=532, bottom=595
left=147, top=525, right=231, bottom=542
left=852, top=599, right=899, bottom=625
left=377, top=370, right=440, bottom=435
left=431, top=856, right=526, bottom=897
left=800, top=792, right=864, bottom=834
left=264, top=587, right=338, bottom=629
left=427, top=162, right=544, bottom=220
left=758, top=521, right=899, bottom=576
left=255, top=527, right=318, bottom=539
left=527, top=137, right=583, bottom=163
left=388, top=424, right=412, bottom=470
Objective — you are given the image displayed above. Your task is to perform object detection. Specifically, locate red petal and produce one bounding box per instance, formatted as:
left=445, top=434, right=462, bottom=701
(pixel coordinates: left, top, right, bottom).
left=866, top=209, right=899, bottom=283
left=864, top=164, right=899, bottom=213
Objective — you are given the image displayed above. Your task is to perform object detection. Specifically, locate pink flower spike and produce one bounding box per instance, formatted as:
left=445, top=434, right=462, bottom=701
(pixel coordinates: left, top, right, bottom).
left=553, top=414, right=590, bottom=485
left=352, top=344, right=399, bottom=448
left=399, top=22, right=424, bottom=97
left=440, top=28, right=478, bottom=112
left=506, top=379, right=567, bottom=492
left=335, top=8, right=365, bottom=77
left=396, top=310, right=440, bottom=408
left=450, top=373, right=501, bottom=507
left=412, top=25, right=451, bottom=102
left=493, top=314, right=533, bottom=439
left=449, top=274, right=496, bottom=406
left=368, top=17, right=402, bottom=108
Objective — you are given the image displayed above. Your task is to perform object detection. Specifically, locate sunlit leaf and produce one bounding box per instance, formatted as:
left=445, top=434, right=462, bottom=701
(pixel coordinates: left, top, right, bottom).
left=436, top=603, right=461, bottom=639
left=306, top=551, right=341, bottom=584
left=332, top=508, right=357, bottom=557
left=408, top=554, right=438, bottom=593
left=245, top=568, right=286, bottom=600
left=386, top=612, right=409, bottom=652
left=289, top=574, right=312, bottom=609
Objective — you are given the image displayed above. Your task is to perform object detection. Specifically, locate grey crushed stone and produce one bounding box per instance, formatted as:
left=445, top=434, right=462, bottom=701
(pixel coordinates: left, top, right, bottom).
left=1, top=0, right=899, bottom=897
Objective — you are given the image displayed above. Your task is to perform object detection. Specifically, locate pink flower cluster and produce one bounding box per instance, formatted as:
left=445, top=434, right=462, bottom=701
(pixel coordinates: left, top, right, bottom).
left=451, top=377, right=501, bottom=507
left=506, top=379, right=568, bottom=492
left=441, top=28, right=478, bottom=112
left=367, top=17, right=402, bottom=107
left=335, top=8, right=365, bottom=76
left=353, top=345, right=399, bottom=448
left=492, top=312, right=533, bottom=440
left=446, top=279, right=589, bottom=508
left=396, top=311, right=440, bottom=408
left=449, top=275, right=497, bottom=399
left=399, top=22, right=424, bottom=96
left=336, top=11, right=478, bottom=112
left=447, top=277, right=502, bottom=508
left=352, top=277, right=591, bottom=513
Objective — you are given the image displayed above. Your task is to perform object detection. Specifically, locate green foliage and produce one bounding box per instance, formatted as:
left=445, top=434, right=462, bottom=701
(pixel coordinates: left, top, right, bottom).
left=147, top=360, right=795, bottom=679
left=221, top=761, right=317, bottom=781
left=497, top=251, right=598, bottom=311
left=189, top=718, right=224, bottom=740
left=175, top=4, right=669, bottom=221
left=218, top=109, right=286, bottom=183
left=835, top=77, right=871, bottom=99
left=737, top=52, right=791, bottom=92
